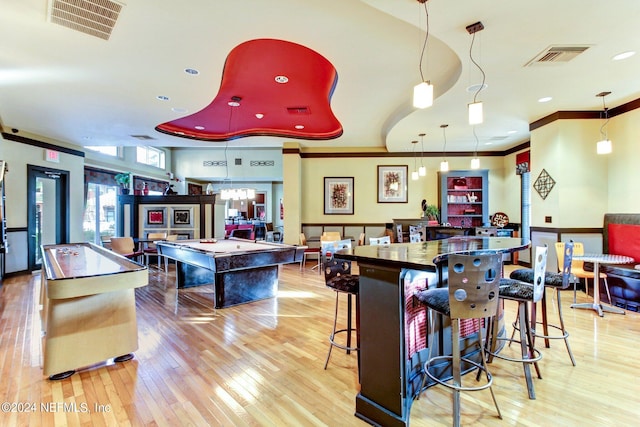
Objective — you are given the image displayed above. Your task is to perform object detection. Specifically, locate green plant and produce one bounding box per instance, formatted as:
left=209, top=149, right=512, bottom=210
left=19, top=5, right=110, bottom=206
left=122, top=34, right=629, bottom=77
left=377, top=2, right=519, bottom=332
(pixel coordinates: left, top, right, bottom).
left=424, top=204, right=440, bottom=221
left=114, top=173, right=131, bottom=187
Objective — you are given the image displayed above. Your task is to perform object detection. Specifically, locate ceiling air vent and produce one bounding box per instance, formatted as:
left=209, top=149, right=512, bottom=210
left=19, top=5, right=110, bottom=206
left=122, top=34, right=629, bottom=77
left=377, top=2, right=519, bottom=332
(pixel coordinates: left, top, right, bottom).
left=525, top=45, right=590, bottom=66
left=130, top=134, right=155, bottom=140
left=47, top=0, right=125, bottom=41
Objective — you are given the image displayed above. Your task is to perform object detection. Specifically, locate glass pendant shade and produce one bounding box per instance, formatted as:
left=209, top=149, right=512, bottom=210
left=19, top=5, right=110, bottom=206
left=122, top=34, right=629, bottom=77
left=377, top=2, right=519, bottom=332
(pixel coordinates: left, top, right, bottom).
left=468, top=101, right=483, bottom=125
left=597, top=139, right=612, bottom=154
left=440, top=160, right=449, bottom=172
left=418, top=165, right=426, bottom=176
left=413, top=81, right=434, bottom=108
left=471, top=157, right=480, bottom=169
left=220, top=188, right=256, bottom=200
left=411, top=170, right=419, bottom=181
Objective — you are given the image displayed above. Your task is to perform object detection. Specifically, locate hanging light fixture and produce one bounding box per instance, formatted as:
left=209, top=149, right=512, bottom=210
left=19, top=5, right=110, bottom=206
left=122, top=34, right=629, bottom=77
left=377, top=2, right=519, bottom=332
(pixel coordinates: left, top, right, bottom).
left=596, top=91, right=612, bottom=155
left=411, top=140, right=420, bottom=180
left=471, top=126, right=481, bottom=169
left=219, top=97, right=256, bottom=200
left=413, top=0, right=434, bottom=109
left=440, top=124, right=449, bottom=172
left=418, top=133, right=427, bottom=176
left=466, top=21, right=485, bottom=125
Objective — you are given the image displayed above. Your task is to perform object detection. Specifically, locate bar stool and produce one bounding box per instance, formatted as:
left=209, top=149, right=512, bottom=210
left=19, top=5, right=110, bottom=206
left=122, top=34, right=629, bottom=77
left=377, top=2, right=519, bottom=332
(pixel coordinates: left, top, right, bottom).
left=509, top=241, right=576, bottom=365
left=415, top=253, right=503, bottom=427
left=489, top=245, right=547, bottom=400
left=322, top=240, right=360, bottom=374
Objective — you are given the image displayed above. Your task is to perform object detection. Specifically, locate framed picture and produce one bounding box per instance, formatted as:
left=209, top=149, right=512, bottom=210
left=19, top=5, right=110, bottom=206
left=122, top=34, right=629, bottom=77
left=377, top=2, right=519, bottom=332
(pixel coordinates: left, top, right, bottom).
left=377, top=165, right=408, bottom=203
left=324, top=177, right=354, bottom=215
left=173, top=209, right=191, bottom=225
left=147, top=209, right=165, bottom=225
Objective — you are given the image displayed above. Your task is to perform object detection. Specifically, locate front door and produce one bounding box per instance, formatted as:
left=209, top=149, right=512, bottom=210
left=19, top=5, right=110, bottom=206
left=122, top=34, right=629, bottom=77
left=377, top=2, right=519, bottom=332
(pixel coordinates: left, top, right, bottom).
left=27, top=165, right=69, bottom=271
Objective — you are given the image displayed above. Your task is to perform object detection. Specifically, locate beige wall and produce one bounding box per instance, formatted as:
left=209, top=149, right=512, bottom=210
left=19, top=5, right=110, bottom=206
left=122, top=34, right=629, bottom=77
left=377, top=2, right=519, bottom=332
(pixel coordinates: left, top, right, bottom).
left=0, top=136, right=85, bottom=241
left=607, top=107, right=640, bottom=212
left=531, top=119, right=609, bottom=228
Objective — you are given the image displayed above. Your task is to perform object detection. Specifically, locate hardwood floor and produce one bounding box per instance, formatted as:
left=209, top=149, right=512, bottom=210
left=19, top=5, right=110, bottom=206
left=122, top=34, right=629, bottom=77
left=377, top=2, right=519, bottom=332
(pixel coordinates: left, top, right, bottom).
left=1, top=262, right=639, bottom=426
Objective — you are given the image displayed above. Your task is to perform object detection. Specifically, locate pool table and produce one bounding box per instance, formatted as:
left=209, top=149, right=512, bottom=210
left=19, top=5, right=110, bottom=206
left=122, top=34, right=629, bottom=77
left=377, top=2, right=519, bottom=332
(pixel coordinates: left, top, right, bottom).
left=156, top=238, right=304, bottom=308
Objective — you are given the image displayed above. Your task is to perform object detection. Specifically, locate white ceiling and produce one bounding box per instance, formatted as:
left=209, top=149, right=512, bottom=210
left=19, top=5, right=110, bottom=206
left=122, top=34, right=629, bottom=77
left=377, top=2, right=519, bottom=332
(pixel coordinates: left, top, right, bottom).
left=1, top=0, right=639, bottom=154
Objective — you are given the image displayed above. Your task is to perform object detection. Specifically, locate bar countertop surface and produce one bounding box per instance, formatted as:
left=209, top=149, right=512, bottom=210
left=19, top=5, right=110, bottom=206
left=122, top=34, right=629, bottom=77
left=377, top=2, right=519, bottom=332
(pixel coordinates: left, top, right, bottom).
left=335, top=236, right=530, bottom=270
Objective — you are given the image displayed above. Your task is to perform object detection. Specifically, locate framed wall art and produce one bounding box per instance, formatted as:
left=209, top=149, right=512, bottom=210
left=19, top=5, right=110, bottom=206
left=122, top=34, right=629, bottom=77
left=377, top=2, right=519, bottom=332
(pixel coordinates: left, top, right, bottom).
left=324, top=177, right=354, bottom=215
left=173, top=209, right=191, bottom=226
left=377, top=165, right=408, bottom=203
left=147, top=209, right=165, bottom=225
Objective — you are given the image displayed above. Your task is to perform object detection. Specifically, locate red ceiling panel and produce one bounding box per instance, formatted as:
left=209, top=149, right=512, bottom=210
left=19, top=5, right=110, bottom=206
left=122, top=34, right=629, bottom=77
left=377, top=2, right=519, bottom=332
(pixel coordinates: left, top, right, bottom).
left=156, top=38, right=342, bottom=141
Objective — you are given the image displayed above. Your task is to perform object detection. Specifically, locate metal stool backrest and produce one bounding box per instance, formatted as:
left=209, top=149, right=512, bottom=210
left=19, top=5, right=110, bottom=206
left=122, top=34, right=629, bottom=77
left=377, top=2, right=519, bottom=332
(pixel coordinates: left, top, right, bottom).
left=369, top=236, right=391, bottom=245
left=447, top=253, right=502, bottom=320
left=409, top=233, right=421, bottom=243
left=531, top=245, right=549, bottom=303
left=322, top=239, right=353, bottom=281
left=558, top=240, right=574, bottom=290
left=396, top=224, right=403, bottom=243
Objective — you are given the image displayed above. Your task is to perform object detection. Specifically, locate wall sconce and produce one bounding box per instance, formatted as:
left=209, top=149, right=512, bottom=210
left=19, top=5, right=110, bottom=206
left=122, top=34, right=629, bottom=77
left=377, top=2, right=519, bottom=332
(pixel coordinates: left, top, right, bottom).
left=596, top=91, right=612, bottom=155
left=466, top=21, right=485, bottom=125
left=413, top=0, right=433, bottom=109
left=440, top=124, right=449, bottom=172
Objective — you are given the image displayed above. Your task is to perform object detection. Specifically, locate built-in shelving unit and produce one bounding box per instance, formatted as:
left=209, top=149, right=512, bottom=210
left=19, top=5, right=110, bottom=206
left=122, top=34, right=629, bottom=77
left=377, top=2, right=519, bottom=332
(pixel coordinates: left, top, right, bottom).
left=438, top=169, right=489, bottom=228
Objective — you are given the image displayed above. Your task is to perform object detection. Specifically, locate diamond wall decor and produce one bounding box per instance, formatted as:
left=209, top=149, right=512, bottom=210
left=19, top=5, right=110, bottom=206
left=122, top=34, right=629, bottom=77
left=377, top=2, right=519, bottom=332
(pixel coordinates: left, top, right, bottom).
left=533, top=168, right=555, bottom=200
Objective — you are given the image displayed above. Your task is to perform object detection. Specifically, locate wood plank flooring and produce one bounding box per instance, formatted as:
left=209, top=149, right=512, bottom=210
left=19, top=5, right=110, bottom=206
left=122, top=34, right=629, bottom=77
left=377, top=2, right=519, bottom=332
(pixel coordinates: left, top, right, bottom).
left=1, top=261, right=639, bottom=426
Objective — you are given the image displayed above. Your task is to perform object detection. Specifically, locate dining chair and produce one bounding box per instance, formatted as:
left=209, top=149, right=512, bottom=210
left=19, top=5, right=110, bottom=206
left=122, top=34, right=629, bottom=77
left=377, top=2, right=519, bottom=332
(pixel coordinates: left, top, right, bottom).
left=558, top=241, right=611, bottom=304
left=396, top=224, right=404, bottom=243
left=143, top=232, right=168, bottom=268
left=369, top=236, right=391, bottom=246
left=322, top=231, right=341, bottom=241
left=299, top=233, right=321, bottom=274
left=358, top=232, right=366, bottom=246
left=110, top=237, right=144, bottom=263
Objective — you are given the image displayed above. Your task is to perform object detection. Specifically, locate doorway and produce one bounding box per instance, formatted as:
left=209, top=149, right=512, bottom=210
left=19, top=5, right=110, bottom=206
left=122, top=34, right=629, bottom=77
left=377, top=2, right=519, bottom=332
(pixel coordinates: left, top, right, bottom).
left=27, top=165, right=69, bottom=271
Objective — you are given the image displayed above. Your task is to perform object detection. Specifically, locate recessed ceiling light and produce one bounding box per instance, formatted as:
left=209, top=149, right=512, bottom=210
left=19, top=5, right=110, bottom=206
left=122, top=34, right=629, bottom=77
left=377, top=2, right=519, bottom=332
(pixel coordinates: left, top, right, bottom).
left=484, top=142, right=493, bottom=145
left=157, top=95, right=169, bottom=101
left=194, top=126, right=205, bottom=130
left=185, top=68, right=199, bottom=75
left=294, top=125, right=304, bottom=130
left=538, top=96, right=553, bottom=103
left=172, top=107, right=187, bottom=113
left=507, top=130, right=517, bottom=134
left=275, top=75, right=289, bottom=84
left=228, top=101, right=240, bottom=107
left=466, top=83, right=488, bottom=93
left=255, top=113, right=264, bottom=119
left=612, top=51, right=635, bottom=61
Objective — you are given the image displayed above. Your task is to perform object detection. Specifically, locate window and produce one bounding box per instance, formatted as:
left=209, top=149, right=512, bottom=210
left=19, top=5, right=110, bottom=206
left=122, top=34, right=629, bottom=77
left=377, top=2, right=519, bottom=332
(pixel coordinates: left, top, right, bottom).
left=137, top=146, right=166, bottom=169
left=85, top=146, right=120, bottom=157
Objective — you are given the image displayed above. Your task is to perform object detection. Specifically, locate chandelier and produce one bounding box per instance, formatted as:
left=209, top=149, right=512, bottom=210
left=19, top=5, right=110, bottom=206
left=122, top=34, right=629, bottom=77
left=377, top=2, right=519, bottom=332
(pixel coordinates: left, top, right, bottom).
left=220, top=187, right=256, bottom=200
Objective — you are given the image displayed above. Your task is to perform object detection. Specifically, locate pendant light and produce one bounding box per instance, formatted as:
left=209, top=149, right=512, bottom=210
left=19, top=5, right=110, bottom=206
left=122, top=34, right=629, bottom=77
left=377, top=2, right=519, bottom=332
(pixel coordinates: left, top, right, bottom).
left=411, top=140, right=420, bottom=180
left=596, top=91, right=612, bottom=155
left=470, top=126, right=480, bottom=169
left=440, top=124, right=449, bottom=172
left=466, top=21, right=485, bottom=125
left=413, top=0, right=433, bottom=109
left=418, top=133, right=427, bottom=176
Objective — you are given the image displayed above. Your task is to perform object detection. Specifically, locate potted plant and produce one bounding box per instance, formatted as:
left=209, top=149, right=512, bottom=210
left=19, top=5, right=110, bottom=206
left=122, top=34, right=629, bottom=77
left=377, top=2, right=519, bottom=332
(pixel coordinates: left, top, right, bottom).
left=114, top=173, right=131, bottom=194
left=424, top=204, right=440, bottom=225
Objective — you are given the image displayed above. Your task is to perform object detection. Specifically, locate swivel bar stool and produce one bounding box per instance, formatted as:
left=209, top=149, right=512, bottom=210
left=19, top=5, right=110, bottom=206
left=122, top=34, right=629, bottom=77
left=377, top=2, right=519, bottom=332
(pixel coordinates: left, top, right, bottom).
left=415, top=253, right=503, bottom=427
left=490, top=245, right=547, bottom=399
left=509, top=241, right=576, bottom=365
left=322, top=240, right=360, bottom=375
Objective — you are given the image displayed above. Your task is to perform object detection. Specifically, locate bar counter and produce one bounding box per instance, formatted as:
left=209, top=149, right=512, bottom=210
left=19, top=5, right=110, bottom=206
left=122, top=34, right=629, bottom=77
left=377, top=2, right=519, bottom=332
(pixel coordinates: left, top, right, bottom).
left=335, top=236, right=529, bottom=427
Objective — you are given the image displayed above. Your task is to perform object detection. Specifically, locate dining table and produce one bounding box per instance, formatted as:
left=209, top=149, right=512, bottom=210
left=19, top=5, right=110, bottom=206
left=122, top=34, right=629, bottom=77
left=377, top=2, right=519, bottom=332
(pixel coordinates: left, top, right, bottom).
left=570, top=253, right=634, bottom=316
